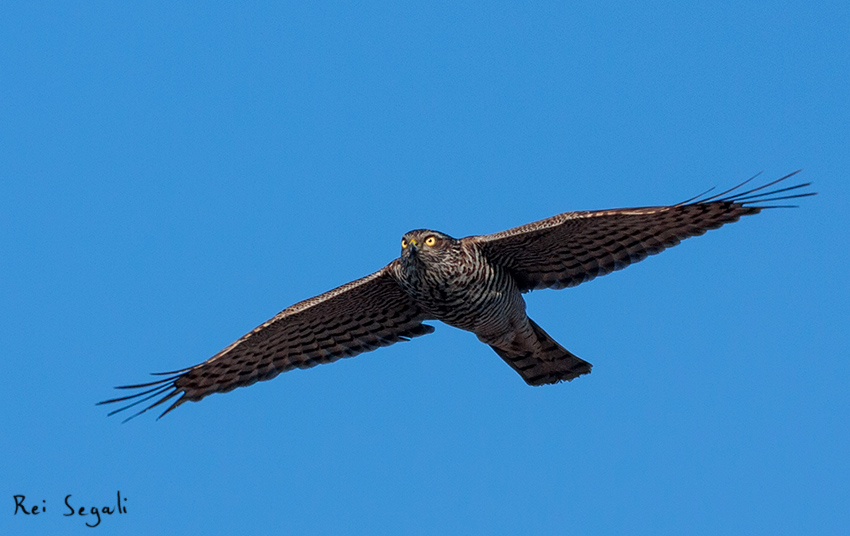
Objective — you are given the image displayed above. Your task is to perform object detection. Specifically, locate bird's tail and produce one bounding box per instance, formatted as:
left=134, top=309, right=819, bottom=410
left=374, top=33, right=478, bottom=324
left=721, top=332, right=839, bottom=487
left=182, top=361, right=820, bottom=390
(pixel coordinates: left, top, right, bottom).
left=490, top=318, right=592, bottom=386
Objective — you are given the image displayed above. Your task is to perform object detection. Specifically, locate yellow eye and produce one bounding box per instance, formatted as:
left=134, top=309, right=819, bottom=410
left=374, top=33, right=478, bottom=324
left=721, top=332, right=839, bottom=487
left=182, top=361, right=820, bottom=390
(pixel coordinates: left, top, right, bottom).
left=425, top=236, right=437, bottom=247
left=401, top=238, right=408, bottom=249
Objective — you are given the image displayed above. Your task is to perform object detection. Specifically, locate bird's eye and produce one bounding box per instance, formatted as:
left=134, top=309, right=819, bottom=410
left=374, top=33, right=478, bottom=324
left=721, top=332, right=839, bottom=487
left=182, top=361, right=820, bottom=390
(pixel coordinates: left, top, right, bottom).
left=425, top=236, right=437, bottom=247
left=401, top=239, right=408, bottom=249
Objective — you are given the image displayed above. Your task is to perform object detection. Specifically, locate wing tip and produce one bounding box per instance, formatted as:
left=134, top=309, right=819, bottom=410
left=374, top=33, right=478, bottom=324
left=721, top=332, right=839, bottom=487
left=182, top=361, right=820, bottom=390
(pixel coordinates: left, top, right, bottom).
left=690, top=170, right=815, bottom=208
left=99, top=371, right=189, bottom=423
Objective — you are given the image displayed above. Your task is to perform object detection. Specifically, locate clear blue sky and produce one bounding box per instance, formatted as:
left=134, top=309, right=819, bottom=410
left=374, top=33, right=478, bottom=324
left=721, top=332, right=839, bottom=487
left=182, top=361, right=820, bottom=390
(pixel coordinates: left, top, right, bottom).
left=2, top=2, right=848, bottom=535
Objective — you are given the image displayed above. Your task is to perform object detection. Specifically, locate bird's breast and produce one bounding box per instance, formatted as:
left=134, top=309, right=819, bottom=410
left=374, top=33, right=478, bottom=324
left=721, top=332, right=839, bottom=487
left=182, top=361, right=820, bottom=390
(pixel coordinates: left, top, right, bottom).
left=397, top=252, right=523, bottom=332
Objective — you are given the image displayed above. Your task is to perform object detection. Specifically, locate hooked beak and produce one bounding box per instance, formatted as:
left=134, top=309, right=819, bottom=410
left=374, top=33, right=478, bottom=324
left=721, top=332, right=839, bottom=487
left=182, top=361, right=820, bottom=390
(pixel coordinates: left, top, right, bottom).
left=404, top=238, right=419, bottom=257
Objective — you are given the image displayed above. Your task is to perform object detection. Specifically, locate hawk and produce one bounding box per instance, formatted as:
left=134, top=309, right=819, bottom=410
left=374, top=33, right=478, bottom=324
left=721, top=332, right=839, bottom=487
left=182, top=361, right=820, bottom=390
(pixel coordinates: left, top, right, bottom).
left=100, top=172, right=813, bottom=421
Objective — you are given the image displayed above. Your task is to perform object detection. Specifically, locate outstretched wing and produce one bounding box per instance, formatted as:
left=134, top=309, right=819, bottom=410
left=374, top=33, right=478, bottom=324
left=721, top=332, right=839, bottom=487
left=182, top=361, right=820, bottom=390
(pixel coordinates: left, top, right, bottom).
left=99, top=260, right=433, bottom=421
left=466, top=171, right=814, bottom=292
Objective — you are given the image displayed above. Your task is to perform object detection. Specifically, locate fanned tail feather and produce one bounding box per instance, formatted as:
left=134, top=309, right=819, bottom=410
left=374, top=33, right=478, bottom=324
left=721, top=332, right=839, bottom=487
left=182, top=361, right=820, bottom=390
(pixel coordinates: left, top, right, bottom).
left=491, top=319, right=592, bottom=386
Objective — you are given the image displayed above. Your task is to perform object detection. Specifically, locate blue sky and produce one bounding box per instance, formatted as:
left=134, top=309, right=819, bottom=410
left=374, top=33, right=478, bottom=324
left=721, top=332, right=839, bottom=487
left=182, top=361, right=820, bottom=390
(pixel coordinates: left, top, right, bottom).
left=2, top=2, right=848, bottom=534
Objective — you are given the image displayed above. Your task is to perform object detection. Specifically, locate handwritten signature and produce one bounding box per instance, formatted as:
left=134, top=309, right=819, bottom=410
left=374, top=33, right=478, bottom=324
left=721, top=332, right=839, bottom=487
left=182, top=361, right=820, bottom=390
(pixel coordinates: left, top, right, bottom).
left=13, top=491, right=128, bottom=528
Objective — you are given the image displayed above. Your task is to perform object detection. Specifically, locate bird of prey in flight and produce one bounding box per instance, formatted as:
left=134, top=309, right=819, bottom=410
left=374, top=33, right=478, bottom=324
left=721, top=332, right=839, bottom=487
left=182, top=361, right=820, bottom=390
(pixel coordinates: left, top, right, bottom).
left=100, top=172, right=813, bottom=421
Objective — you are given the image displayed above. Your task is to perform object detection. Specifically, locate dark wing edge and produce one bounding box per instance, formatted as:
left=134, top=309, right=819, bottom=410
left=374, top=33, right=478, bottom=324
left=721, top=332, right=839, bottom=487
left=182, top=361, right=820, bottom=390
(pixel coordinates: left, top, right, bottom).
left=98, top=261, right=433, bottom=422
left=675, top=170, right=814, bottom=208
left=466, top=171, right=815, bottom=292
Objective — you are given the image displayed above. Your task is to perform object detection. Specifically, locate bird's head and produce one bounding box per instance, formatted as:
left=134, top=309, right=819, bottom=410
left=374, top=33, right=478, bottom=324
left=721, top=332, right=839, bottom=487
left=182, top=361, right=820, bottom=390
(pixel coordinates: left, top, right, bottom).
left=400, top=229, right=455, bottom=266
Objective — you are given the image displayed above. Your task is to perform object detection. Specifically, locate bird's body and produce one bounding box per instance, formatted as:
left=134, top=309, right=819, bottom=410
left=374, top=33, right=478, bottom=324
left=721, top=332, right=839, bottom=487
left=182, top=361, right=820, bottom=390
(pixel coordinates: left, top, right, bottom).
left=392, top=229, right=590, bottom=384
left=100, top=172, right=813, bottom=421
left=394, top=230, right=520, bottom=337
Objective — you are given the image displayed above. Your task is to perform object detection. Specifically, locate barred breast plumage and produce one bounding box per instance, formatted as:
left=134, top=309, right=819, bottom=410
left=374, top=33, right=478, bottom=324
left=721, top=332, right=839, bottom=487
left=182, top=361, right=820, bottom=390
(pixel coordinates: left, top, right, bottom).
left=392, top=230, right=516, bottom=331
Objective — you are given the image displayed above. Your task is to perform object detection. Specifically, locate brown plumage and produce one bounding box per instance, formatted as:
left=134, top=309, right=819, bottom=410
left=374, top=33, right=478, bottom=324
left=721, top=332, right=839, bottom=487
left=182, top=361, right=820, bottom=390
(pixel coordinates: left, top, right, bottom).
left=100, top=172, right=813, bottom=420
